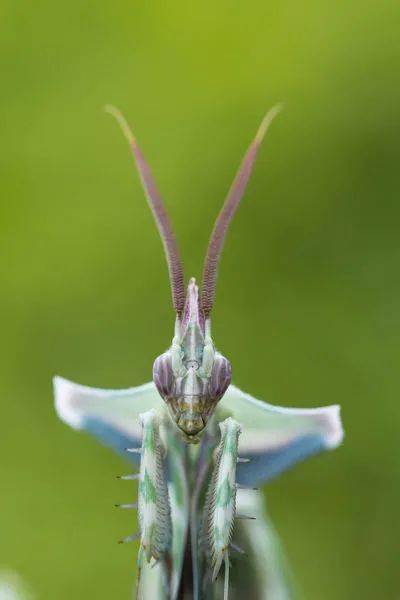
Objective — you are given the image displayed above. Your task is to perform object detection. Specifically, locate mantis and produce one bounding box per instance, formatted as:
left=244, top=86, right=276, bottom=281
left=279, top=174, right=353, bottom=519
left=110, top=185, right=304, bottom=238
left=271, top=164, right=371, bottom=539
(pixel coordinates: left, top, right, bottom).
left=54, top=106, right=343, bottom=599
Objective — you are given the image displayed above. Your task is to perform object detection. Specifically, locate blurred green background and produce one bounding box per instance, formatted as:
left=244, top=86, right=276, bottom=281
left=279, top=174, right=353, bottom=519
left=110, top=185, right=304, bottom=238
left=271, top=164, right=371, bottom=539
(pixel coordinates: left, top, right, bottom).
left=1, top=1, right=399, bottom=598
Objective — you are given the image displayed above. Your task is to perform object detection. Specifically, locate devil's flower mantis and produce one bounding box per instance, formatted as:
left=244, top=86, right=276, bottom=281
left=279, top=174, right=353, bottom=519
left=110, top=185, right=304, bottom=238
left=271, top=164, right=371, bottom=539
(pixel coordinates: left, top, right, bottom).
left=54, top=106, right=343, bottom=599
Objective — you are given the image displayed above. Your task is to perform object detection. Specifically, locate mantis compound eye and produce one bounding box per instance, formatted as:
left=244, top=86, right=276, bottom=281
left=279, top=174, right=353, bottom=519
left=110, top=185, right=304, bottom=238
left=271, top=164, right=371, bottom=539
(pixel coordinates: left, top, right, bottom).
left=153, top=352, right=175, bottom=401
left=208, top=353, right=232, bottom=401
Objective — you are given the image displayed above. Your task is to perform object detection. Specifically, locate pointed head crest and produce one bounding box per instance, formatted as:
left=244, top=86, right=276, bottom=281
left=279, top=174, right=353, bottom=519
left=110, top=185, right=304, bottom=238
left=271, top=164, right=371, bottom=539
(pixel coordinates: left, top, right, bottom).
left=107, top=105, right=281, bottom=437
left=180, top=277, right=205, bottom=339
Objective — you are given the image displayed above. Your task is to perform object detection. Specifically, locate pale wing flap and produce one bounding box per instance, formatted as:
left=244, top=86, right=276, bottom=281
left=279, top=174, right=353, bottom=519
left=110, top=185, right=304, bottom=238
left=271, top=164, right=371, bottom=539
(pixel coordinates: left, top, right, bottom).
left=53, top=376, right=163, bottom=459
left=218, top=384, right=343, bottom=486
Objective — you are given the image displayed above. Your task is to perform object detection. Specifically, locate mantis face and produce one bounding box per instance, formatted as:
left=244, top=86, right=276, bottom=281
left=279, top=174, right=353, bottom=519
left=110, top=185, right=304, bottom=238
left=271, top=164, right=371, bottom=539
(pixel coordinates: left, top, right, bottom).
left=153, top=279, right=231, bottom=439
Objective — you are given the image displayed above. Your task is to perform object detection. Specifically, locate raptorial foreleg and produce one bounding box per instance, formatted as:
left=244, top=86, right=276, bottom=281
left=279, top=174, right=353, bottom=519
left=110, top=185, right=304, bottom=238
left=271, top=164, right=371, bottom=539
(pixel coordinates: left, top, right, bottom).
left=136, top=409, right=171, bottom=564
left=203, top=417, right=242, bottom=597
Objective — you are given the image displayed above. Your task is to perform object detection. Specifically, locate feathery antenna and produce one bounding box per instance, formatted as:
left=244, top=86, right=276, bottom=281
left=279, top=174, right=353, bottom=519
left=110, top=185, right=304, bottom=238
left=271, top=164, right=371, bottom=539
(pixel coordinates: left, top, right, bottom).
left=200, top=105, right=282, bottom=316
left=105, top=105, right=186, bottom=316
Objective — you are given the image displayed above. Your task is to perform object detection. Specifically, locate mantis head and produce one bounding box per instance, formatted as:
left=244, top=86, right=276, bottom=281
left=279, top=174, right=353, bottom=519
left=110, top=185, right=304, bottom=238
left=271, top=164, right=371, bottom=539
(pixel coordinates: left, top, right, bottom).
left=153, top=278, right=231, bottom=439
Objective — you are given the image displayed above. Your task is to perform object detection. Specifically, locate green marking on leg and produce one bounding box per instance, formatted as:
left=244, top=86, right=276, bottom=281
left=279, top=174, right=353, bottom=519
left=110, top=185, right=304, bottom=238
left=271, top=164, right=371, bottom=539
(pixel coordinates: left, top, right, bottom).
left=216, top=478, right=234, bottom=508
left=139, top=470, right=157, bottom=504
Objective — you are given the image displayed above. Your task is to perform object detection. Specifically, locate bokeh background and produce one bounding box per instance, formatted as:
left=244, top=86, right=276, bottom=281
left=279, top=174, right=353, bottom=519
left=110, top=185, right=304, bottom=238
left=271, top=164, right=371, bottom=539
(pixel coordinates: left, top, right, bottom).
left=1, top=1, right=399, bottom=598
